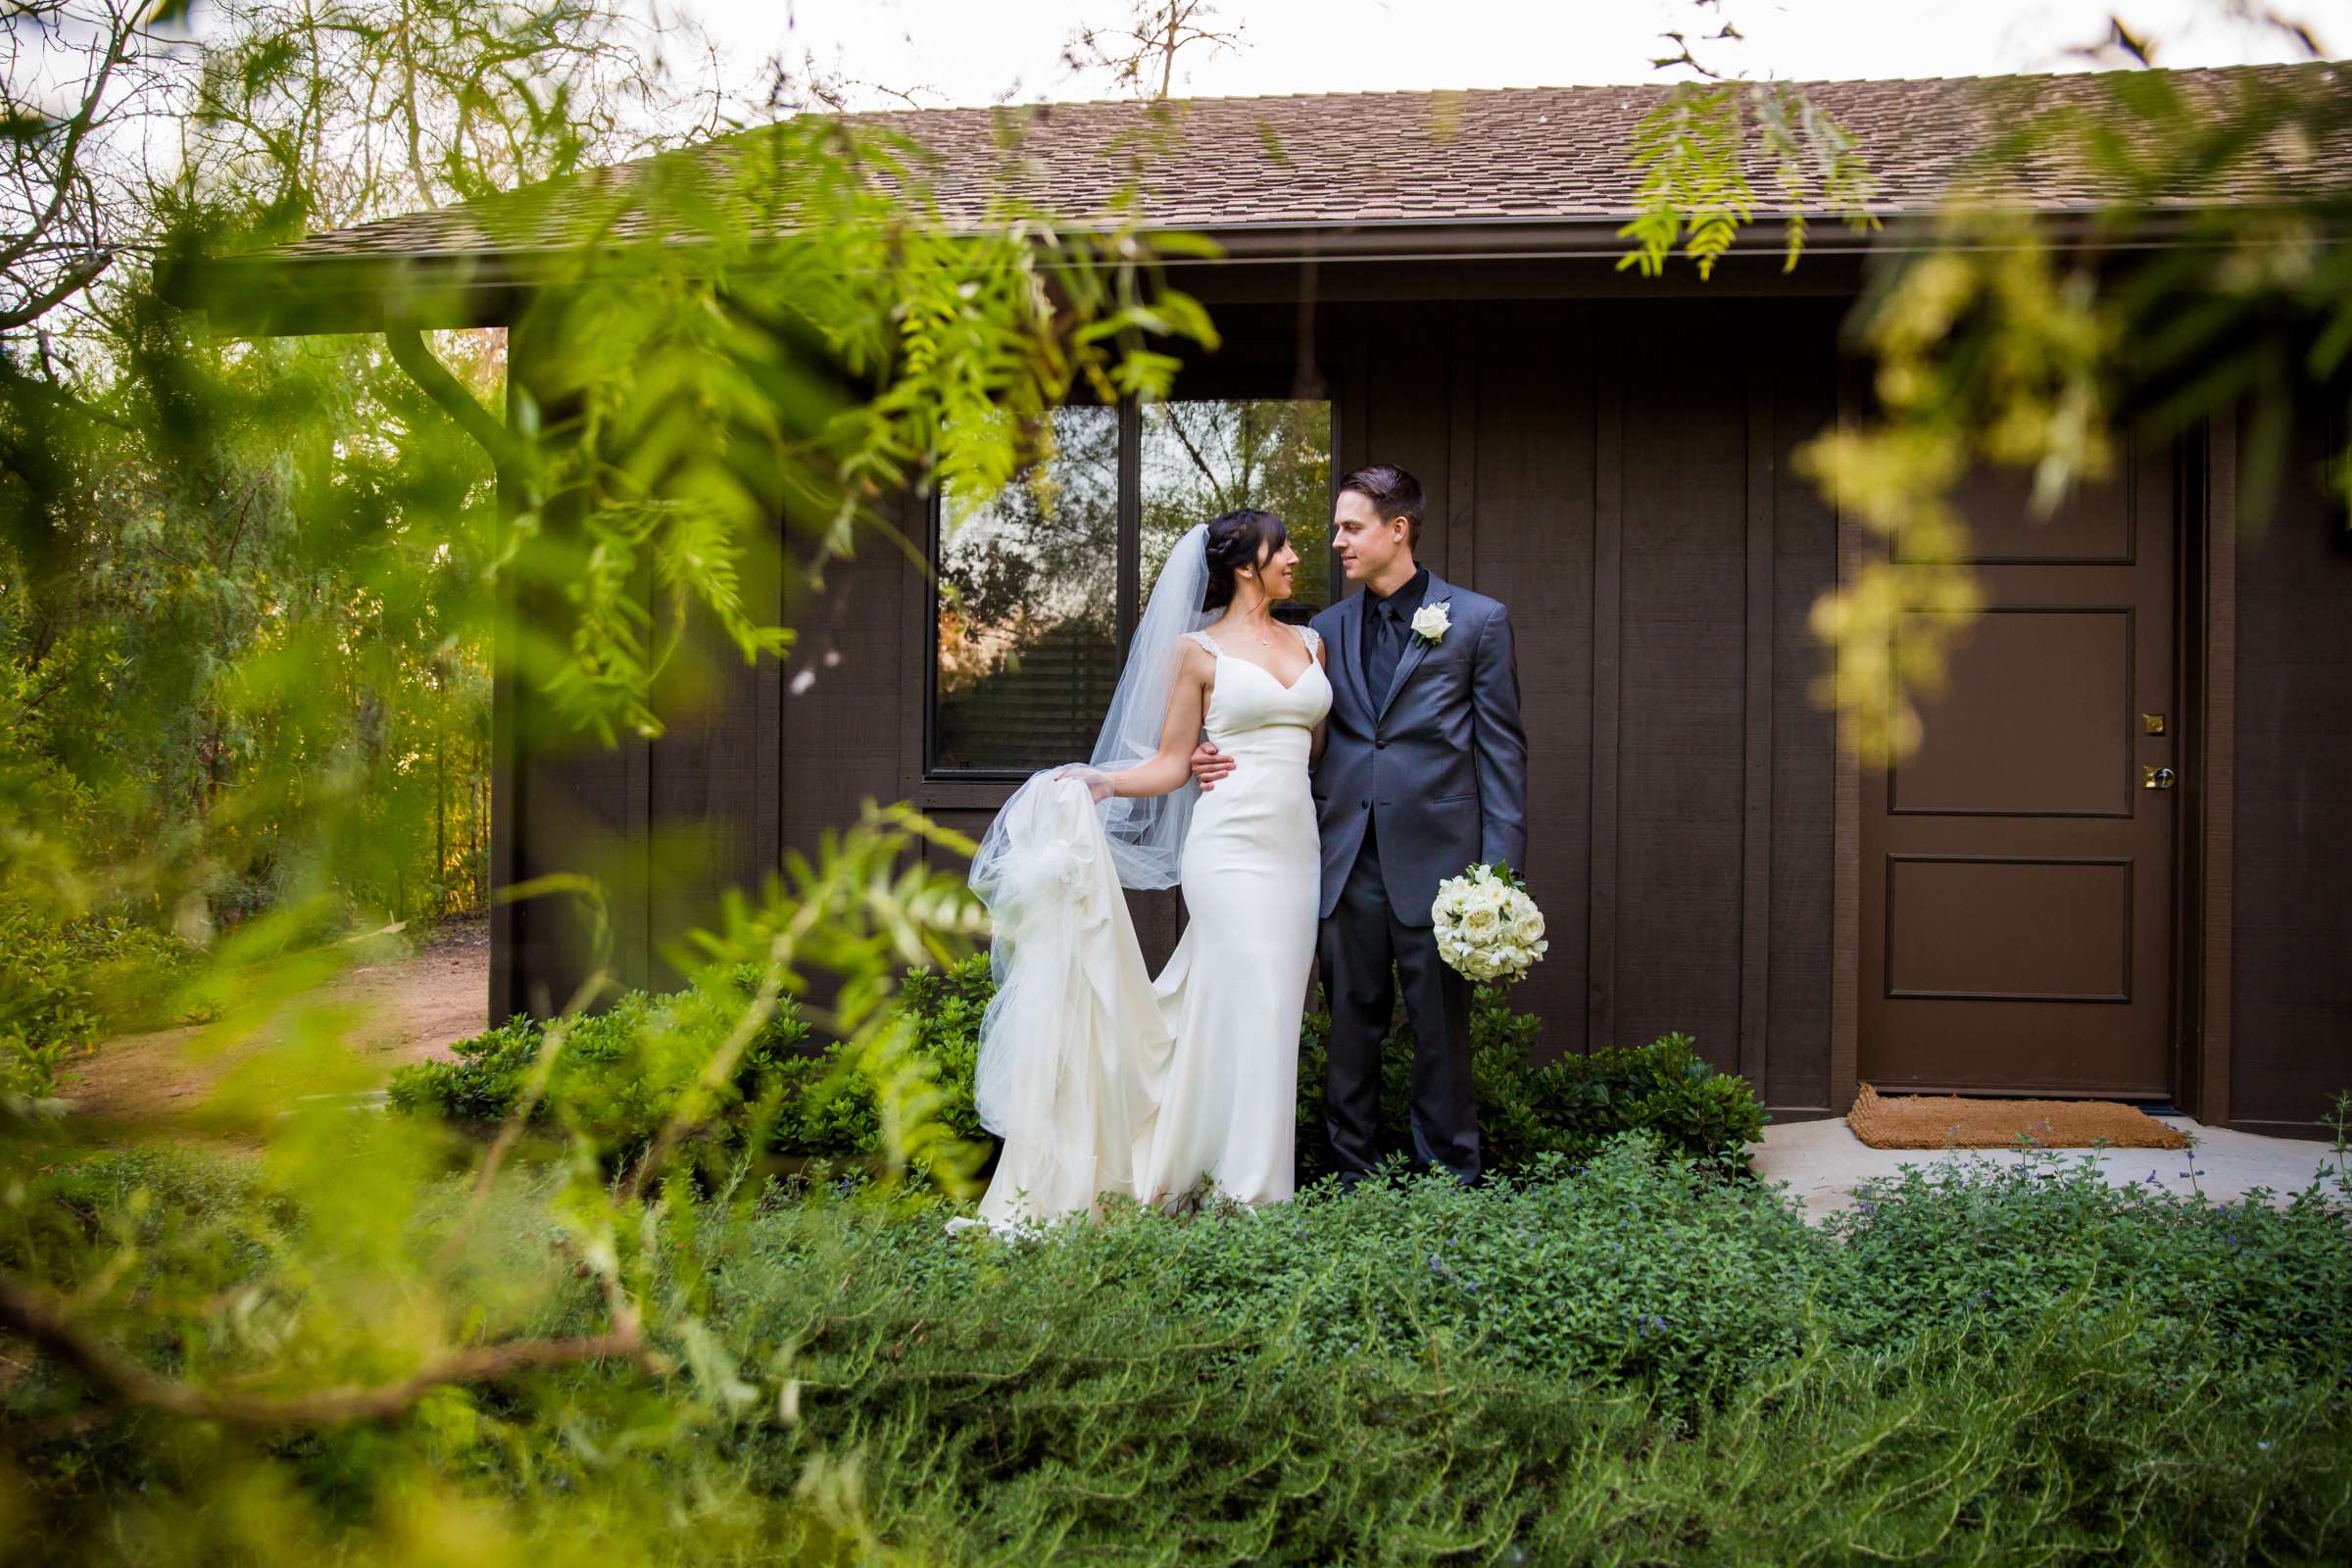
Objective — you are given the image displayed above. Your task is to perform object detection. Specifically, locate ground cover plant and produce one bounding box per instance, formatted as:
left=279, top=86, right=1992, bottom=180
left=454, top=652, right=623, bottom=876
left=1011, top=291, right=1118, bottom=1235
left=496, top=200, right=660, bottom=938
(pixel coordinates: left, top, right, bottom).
left=5, top=1133, right=2348, bottom=1565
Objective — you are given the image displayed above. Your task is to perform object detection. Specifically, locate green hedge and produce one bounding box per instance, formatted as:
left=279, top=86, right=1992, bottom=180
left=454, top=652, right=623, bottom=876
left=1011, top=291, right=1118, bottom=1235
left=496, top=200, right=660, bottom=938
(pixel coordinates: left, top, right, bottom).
left=393, top=956, right=1767, bottom=1180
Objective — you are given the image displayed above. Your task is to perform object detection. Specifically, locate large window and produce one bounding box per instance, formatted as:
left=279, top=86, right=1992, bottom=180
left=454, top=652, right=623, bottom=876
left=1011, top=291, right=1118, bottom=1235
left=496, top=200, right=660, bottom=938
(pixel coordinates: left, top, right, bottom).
left=932, top=397, right=1332, bottom=776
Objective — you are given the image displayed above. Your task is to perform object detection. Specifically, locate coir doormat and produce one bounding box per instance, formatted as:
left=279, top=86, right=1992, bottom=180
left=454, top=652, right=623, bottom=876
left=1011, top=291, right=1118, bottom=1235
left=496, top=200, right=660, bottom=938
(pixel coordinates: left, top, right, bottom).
left=1845, top=1082, right=2190, bottom=1150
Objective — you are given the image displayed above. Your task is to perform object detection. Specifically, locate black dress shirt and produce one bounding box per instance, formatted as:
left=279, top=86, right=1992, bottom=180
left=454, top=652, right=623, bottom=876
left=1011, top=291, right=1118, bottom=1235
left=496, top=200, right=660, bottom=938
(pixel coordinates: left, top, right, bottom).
left=1361, top=564, right=1431, bottom=701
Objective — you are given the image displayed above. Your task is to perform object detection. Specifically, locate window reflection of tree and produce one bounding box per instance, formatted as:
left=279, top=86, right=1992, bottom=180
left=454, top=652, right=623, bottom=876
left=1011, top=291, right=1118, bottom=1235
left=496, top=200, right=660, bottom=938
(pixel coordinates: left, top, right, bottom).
left=933, top=399, right=1331, bottom=771
left=935, top=406, right=1119, bottom=769
left=1141, top=400, right=1331, bottom=612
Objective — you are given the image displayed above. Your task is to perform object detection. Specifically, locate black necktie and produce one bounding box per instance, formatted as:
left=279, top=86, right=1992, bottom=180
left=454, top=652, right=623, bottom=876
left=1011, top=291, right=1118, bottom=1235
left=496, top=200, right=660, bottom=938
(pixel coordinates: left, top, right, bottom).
left=1366, top=595, right=1401, bottom=701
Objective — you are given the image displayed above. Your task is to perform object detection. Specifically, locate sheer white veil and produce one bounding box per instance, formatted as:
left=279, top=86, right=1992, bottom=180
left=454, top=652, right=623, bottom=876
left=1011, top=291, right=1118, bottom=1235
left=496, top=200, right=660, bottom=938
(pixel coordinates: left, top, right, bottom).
left=966, top=524, right=1211, bottom=1143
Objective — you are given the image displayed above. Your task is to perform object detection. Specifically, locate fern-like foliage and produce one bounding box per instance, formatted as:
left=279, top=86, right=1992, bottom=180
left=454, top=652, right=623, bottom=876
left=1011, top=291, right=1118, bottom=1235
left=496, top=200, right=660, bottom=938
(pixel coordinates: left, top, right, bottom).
left=472, top=116, right=1221, bottom=744
left=1617, top=81, right=1880, bottom=280
left=1749, top=81, right=1882, bottom=271
left=1619, top=82, right=1752, bottom=280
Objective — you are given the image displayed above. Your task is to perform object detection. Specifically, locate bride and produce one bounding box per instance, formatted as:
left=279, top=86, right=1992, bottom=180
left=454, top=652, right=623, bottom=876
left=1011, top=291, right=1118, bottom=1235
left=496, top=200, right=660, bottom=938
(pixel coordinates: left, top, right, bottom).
left=965, top=509, right=1331, bottom=1227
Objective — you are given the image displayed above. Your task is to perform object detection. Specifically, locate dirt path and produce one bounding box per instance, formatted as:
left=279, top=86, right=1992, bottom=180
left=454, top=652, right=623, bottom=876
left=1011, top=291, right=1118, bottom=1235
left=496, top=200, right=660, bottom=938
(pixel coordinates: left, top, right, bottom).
left=60, top=922, right=490, bottom=1124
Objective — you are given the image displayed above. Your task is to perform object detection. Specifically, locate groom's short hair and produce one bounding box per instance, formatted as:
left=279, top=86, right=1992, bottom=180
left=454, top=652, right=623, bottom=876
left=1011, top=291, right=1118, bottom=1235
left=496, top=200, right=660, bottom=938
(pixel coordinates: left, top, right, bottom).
left=1338, top=464, right=1425, bottom=548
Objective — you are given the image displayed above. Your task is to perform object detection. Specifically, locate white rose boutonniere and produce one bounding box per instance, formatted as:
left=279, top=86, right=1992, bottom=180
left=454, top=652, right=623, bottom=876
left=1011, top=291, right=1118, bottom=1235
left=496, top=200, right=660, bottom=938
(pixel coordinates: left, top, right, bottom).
left=1410, top=602, right=1450, bottom=646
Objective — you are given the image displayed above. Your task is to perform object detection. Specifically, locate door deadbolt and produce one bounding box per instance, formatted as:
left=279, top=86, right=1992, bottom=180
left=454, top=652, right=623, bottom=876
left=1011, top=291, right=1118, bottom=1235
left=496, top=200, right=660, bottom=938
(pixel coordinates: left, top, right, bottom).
left=2142, top=765, right=2177, bottom=790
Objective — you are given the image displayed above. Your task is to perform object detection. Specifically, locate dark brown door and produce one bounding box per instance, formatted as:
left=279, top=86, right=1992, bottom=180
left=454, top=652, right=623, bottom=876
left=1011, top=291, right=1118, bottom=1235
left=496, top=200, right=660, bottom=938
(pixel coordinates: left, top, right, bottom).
left=1861, top=446, right=2176, bottom=1096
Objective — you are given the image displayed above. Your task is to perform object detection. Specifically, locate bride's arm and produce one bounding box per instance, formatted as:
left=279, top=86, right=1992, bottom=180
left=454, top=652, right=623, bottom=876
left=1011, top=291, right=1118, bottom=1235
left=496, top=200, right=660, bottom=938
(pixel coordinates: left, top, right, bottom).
left=1105, top=640, right=1214, bottom=800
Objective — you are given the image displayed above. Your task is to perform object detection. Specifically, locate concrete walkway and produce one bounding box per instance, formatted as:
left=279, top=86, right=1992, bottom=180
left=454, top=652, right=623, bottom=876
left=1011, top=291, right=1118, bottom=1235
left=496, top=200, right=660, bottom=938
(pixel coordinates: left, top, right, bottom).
left=1751, top=1113, right=2349, bottom=1221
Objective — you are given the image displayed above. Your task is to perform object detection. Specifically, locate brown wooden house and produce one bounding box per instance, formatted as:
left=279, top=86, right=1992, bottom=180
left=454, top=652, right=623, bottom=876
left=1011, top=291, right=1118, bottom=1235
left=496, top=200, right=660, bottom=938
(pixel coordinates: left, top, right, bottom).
left=172, top=64, right=2352, bottom=1137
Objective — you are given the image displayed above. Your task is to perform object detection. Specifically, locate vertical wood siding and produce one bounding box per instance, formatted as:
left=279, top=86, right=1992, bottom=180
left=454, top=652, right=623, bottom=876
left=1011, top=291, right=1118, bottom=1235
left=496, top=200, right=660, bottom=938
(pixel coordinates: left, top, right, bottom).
left=2230, top=394, right=2352, bottom=1134
left=502, top=293, right=1855, bottom=1114
left=1765, top=340, right=1841, bottom=1111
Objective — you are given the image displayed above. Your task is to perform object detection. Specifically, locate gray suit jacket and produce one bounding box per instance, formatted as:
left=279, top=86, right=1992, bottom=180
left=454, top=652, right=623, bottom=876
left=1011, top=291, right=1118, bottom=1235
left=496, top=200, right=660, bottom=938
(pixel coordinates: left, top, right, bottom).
left=1308, top=573, right=1528, bottom=927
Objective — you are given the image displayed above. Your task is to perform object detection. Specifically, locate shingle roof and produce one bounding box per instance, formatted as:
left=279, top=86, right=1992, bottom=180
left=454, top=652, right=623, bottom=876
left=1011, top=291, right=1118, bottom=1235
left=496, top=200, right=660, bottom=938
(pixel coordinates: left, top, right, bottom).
left=258, top=62, right=2350, bottom=268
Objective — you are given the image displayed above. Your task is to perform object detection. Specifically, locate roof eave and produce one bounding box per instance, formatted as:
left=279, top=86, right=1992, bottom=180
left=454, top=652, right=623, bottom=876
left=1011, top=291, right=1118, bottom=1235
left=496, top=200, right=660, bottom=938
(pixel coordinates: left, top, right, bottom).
left=157, top=246, right=544, bottom=336
left=161, top=204, right=2328, bottom=337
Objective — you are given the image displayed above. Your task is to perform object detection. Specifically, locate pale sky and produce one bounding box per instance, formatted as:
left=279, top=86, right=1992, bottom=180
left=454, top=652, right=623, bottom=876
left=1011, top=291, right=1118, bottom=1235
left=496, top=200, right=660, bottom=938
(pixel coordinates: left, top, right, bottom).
left=673, top=0, right=2342, bottom=112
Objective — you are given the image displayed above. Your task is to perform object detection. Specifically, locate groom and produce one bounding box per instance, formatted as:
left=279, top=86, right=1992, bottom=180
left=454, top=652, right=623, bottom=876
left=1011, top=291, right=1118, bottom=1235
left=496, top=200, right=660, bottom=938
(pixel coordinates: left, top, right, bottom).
left=1194, top=463, right=1527, bottom=1186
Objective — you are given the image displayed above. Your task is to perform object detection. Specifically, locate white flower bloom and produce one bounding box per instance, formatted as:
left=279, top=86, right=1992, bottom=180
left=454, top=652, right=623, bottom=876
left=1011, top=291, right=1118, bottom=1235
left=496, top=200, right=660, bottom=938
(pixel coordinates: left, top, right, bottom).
left=1411, top=602, right=1450, bottom=645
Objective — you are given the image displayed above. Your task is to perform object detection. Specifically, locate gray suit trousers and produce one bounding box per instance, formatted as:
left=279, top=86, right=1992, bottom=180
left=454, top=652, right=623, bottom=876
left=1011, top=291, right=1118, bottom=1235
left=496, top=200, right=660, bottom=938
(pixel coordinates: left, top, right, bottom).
left=1319, top=814, right=1479, bottom=1184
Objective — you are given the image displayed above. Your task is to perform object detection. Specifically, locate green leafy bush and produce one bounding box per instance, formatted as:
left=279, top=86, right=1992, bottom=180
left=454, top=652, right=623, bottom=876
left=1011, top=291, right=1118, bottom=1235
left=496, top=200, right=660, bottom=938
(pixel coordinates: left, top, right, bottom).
left=895, top=955, right=992, bottom=1144
left=0, top=901, right=205, bottom=1097
left=85, top=927, right=208, bottom=1030
left=1297, top=988, right=1768, bottom=1178
left=395, top=958, right=1767, bottom=1186
left=387, top=963, right=811, bottom=1152
left=0, top=1029, right=72, bottom=1101
left=0, top=906, right=94, bottom=1073
left=721, top=954, right=994, bottom=1160
left=1518, top=1028, right=1769, bottom=1173
left=388, top=955, right=1001, bottom=1164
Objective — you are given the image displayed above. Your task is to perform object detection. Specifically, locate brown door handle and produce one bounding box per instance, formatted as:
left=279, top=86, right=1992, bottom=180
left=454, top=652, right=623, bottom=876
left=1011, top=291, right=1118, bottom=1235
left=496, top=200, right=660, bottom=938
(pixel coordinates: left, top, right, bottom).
left=2142, top=765, right=2177, bottom=790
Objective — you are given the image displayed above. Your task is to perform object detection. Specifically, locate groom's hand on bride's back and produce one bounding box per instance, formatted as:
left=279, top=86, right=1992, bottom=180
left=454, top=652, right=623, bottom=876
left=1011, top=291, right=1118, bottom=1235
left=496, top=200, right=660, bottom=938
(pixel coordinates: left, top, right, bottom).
left=1189, top=740, right=1236, bottom=791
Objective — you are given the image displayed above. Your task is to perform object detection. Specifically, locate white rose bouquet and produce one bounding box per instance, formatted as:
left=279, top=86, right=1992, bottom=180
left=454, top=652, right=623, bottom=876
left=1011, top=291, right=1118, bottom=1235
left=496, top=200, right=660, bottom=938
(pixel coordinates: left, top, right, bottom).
left=1430, top=861, right=1547, bottom=983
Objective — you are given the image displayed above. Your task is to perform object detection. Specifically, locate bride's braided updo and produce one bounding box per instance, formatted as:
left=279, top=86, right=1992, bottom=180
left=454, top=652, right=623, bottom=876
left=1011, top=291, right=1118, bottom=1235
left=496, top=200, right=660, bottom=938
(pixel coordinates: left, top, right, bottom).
left=1200, top=509, right=1288, bottom=612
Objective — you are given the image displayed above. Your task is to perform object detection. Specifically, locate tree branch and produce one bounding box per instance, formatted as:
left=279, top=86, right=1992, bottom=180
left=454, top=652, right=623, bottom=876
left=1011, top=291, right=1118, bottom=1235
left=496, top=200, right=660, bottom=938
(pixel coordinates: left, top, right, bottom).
left=0, top=251, right=113, bottom=334
left=1158, top=401, right=1226, bottom=496
left=0, top=24, right=123, bottom=275
left=0, top=1271, right=644, bottom=1430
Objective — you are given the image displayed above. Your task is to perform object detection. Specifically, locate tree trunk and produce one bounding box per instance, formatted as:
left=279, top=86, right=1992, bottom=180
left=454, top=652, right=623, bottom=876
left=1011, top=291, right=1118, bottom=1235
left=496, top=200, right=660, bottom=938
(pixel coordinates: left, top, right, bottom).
left=435, top=680, right=448, bottom=920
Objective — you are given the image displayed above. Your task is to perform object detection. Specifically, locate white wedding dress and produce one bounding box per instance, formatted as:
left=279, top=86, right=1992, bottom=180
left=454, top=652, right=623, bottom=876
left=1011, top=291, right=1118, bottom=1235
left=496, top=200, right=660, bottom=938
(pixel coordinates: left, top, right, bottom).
left=969, top=619, right=1331, bottom=1228
left=1134, top=626, right=1331, bottom=1207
